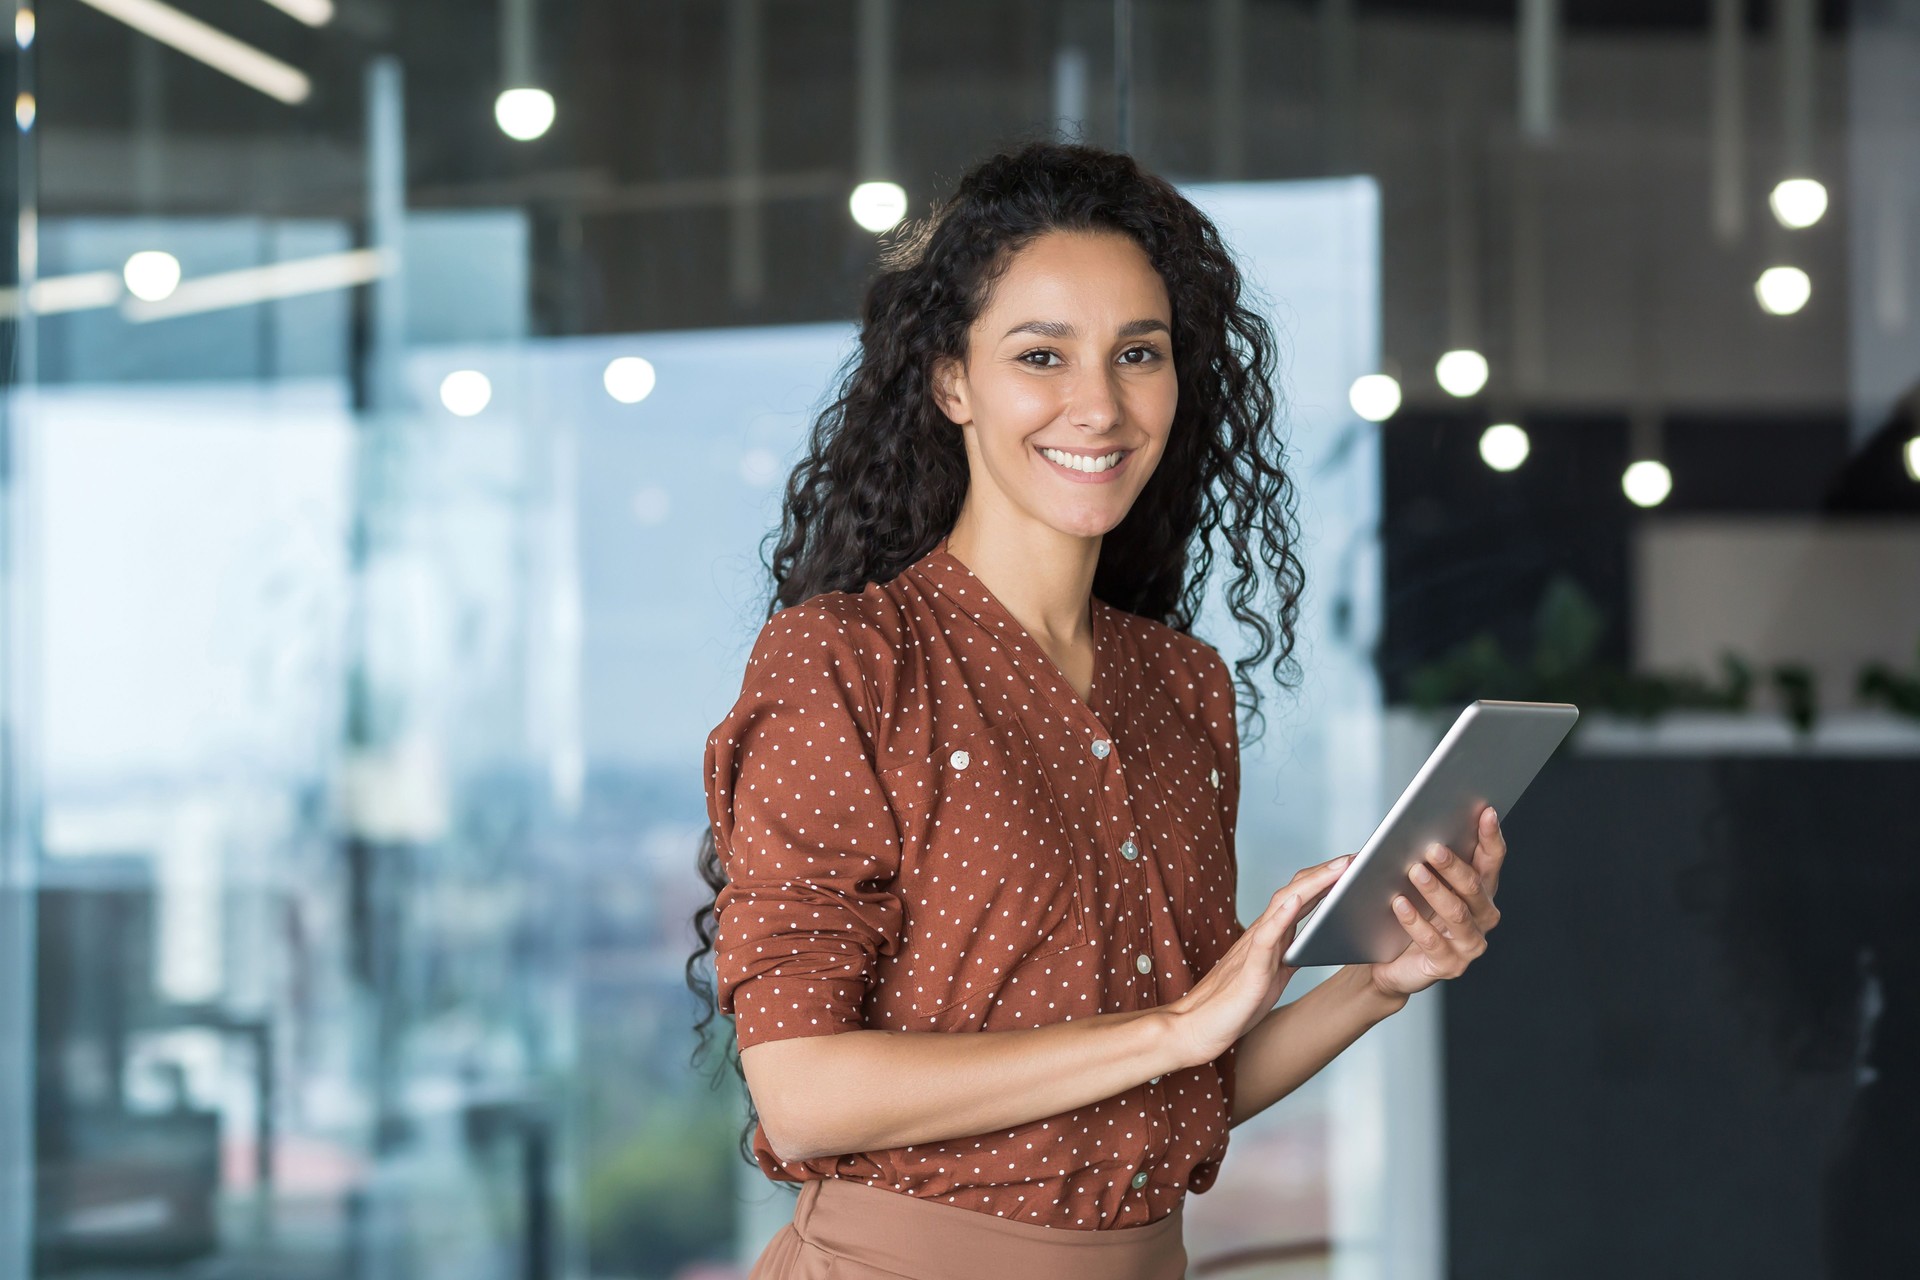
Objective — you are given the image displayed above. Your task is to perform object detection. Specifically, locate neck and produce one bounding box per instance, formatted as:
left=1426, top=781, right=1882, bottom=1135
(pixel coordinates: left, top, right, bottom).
left=943, top=503, right=1099, bottom=647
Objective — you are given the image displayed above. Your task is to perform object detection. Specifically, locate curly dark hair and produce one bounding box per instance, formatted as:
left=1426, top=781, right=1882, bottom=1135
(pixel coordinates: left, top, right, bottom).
left=684, top=137, right=1308, bottom=1169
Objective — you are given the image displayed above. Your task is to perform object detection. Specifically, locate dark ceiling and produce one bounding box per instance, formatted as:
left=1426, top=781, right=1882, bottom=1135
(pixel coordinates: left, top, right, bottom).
left=1360, top=0, right=1851, bottom=33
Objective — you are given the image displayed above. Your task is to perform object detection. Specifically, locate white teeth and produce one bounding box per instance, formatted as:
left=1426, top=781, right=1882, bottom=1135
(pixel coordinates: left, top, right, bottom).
left=1040, top=447, right=1125, bottom=473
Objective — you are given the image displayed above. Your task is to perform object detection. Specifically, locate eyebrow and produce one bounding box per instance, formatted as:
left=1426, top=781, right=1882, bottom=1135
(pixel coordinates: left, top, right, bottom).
left=1001, top=318, right=1171, bottom=341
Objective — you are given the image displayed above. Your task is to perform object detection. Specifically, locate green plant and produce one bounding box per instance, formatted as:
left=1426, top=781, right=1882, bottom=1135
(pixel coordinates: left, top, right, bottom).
left=1858, top=637, right=1920, bottom=718
left=1396, top=571, right=1901, bottom=735
left=1771, top=664, right=1818, bottom=734
left=580, top=1098, right=743, bottom=1279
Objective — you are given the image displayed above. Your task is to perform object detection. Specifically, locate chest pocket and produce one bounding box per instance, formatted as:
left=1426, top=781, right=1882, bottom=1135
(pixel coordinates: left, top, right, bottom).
left=875, top=717, right=1091, bottom=1024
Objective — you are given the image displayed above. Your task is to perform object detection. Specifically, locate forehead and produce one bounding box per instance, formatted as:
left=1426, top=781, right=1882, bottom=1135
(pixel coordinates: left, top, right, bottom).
left=979, top=229, right=1169, bottom=322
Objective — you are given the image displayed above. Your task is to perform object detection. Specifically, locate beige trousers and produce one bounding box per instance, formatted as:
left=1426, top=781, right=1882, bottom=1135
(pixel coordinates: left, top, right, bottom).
left=747, top=1176, right=1188, bottom=1280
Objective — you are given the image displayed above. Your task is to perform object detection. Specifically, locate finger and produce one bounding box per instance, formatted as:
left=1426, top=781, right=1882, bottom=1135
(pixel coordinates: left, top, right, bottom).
left=1257, top=886, right=1304, bottom=929
left=1408, top=861, right=1478, bottom=944
left=1278, top=861, right=1351, bottom=916
left=1473, top=806, right=1507, bottom=880
left=1426, top=843, right=1500, bottom=931
left=1318, top=853, right=1354, bottom=883
left=1391, top=894, right=1450, bottom=956
left=1254, top=859, right=1357, bottom=953
left=1256, top=887, right=1290, bottom=925
left=1295, top=859, right=1350, bottom=912
left=1290, top=853, right=1354, bottom=887
left=1262, top=893, right=1305, bottom=945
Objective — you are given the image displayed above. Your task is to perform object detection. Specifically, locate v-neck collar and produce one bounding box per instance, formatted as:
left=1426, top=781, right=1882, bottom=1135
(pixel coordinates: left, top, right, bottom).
left=908, top=533, right=1119, bottom=729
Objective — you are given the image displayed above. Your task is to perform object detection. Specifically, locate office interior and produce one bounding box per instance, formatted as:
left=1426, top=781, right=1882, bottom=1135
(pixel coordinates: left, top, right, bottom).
left=0, top=2, right=1916, bottom=1278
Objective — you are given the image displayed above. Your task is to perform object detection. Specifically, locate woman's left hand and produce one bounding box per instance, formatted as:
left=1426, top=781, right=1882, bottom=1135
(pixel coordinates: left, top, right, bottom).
left=1366, top=804, right=1507, bottom=1000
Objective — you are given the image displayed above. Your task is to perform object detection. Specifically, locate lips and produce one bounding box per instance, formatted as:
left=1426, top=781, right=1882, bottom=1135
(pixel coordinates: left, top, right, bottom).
left=1036, top=445, right=1133, bottom=484
left=1038, top=446, right=1127, bottom=471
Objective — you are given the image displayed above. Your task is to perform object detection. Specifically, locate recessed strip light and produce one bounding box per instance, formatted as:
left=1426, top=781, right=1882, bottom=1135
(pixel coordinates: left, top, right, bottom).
left=122, top=248, right=393, bottom=321
left=0, top=271, right=124, bottom=316
left=259, top=0, right=333, bottom=26
left=76, top=0, right=310, bottom=104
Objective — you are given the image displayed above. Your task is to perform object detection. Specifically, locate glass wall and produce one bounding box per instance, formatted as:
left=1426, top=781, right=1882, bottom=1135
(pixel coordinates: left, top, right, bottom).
left=1, top=3, right=1915, bottom=1279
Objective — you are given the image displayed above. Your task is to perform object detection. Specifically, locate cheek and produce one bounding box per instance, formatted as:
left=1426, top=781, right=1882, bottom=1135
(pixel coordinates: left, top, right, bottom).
left=979, top=377, right=1060, bottom=437
left=1140, top=372, right=1179, bottom=419
left=1124, top=375, right=1179, bottom=442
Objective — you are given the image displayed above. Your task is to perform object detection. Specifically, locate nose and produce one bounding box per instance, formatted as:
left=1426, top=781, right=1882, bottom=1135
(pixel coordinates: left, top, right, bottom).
left=1064, top=364, right=1123, bottom=433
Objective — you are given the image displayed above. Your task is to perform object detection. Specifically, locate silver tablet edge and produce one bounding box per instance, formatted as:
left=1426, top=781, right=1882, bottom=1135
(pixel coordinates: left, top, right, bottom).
left=1278, top=699, right=1577, bottom=968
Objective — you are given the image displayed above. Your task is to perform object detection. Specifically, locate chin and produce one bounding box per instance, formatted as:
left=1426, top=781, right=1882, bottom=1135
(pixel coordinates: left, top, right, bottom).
left=1034, top=503, right=1130, bottom=541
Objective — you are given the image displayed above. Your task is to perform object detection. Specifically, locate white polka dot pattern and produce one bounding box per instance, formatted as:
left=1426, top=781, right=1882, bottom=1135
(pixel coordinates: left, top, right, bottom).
left=705, top=534, right=1245, bottom=1231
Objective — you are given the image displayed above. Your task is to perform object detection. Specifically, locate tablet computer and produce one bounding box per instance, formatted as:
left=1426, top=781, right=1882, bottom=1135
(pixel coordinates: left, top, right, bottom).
left=1281, top=699, right=1580, bottom=968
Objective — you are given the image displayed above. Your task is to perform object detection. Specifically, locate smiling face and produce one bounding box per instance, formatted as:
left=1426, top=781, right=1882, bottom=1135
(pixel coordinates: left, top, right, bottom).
left=932, top=229, right=1178, bottom=543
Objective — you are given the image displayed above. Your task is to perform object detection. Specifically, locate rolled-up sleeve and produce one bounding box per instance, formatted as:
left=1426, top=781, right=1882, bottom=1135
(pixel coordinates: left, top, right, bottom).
left=1197, top=642, right=1245, bottom=1125
left=705, top=602, right=906, bottom=1050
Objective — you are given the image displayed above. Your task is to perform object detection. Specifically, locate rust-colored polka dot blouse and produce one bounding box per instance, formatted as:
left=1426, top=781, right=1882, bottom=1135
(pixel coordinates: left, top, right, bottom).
left=704, top=533, right=1246, bottom=1230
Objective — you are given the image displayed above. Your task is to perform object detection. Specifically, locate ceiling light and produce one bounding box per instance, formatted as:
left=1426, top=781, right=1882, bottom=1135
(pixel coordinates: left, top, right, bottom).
left=1479, top=423, right=1529, bottom=471
left=849, top=181, right=907, bottom=233
left=439, top=370, right=492, bottom=417
left=76, top=0, right=310, bottom=104
left=1622, top=459, right=1672, bottom=508
left=603, top=356, right=657, bottom=404
left=0, top=271, right=125, bottom=317
left=122, top=248, right=392, bottom=322
left=1348, top=373, right=1401, bottom=422
left=1769, top=178, right=1827, bottom=229
left=494, top=87, right=555, bottom=141
left=123, top=251, right=181, bottom=302
left=1755, top=266, right=1811, bottom=315
left=1435, top=349, right=1489, bottom=397
left=259, top=0, right=332, bottom=26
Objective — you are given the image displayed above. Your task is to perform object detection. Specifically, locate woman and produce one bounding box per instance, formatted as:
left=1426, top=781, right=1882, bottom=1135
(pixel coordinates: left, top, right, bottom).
left=685, top=139, right=1508, bottom=1280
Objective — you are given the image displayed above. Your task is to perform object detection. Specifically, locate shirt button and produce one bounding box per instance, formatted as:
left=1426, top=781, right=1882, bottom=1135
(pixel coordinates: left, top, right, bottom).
left=1120, top=838, right=1139, bottom=861
left=1149, top=1075, right=1162, bottom=1085
left=949, top=749, right=970, bottom=770
left=1135, top=953, right=1152, bottom=975
left=1130, top=1170, right=1149, bottom=1189
left=1090, top=738, right=1111, bottom=760
left=1210, top=766, right=1220, bottom=788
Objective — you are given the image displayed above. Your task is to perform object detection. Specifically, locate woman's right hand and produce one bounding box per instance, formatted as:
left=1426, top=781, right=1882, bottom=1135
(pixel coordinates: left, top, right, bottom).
left=1161, top=853, right=1355, bottom=1069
